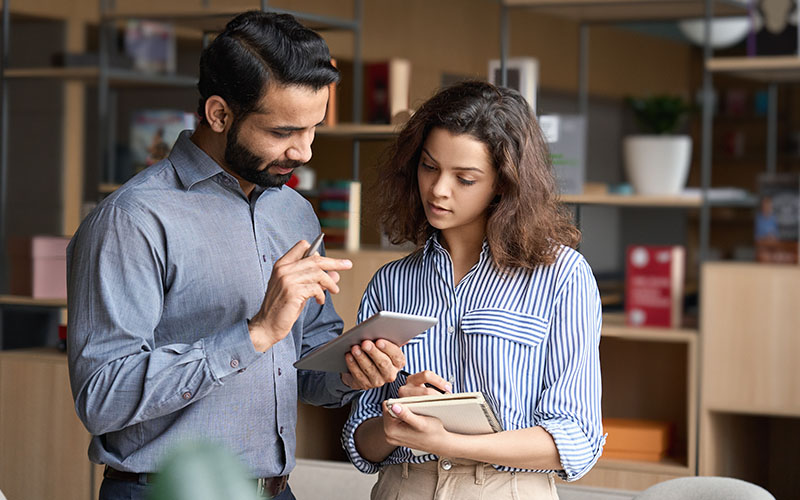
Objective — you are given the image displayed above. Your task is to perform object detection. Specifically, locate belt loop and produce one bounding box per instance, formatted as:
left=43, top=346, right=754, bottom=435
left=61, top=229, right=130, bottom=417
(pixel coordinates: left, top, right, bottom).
left=137, top=473, right=148, bottom=486
left=474, top=463, right=485, bottom=485
left=401, top=462, right=409, bottom=479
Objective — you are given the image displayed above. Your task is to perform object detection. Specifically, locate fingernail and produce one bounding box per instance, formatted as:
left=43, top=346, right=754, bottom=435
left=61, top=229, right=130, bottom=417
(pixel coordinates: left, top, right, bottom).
left=353, top=346, right=362, bottom=356
left=363, top=342, right=372, bottom=352
left=445, top=383, right=452, bottom=393
left=392, top=404, right=402, bottom=414
left=376, top=339, right=385, bottom=349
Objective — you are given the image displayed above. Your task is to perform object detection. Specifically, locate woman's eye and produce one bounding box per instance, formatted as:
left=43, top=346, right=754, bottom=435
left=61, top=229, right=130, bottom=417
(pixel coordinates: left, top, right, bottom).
left=421, top=162, right=436, bottom=171
left=458, top=178, right=476, bottom=186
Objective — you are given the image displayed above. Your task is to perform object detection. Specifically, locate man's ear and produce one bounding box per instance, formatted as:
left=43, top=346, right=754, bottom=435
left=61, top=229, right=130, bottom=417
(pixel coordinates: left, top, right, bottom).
left=204, top=95, right=232, bottom=133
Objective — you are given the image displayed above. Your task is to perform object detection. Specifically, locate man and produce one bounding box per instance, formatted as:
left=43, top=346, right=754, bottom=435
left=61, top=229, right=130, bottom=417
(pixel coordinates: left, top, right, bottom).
left=67, top=11, right=404, bottom=500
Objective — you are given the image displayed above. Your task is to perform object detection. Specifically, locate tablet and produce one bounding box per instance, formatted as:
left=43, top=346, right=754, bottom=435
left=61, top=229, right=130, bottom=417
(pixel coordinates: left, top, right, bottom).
left=293, top=311, right=437, bottom=373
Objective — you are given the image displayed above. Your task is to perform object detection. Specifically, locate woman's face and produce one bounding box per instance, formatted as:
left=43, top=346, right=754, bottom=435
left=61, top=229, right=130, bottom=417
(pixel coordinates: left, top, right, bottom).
left=417, top=127, right=498, bottom=239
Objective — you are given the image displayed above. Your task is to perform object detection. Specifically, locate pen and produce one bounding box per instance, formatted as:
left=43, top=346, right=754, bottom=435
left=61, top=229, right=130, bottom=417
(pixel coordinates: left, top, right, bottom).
left=303, top=233, right=325, bottom=258
left=398, top=369, right=448, bottom=394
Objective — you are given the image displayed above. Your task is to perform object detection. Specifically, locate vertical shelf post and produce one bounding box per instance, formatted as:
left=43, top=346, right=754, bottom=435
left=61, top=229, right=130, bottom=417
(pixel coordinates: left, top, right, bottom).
left=0, top=0, right=9, bottom=293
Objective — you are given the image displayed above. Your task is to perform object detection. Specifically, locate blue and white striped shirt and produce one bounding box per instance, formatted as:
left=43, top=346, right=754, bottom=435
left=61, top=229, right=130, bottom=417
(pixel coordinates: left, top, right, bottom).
left=342, top=234, right=605, bottom=481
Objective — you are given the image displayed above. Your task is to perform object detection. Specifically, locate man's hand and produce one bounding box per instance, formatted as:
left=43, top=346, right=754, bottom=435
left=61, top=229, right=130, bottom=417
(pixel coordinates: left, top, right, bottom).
left=341, top=339, right=405, bottom=390
left=248, top=240, right=352, bottom=352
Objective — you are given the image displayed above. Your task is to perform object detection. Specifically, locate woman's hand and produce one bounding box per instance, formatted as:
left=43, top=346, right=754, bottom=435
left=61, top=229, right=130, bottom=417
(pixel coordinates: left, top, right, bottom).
left=381, top=400, right=452, bottom=457
left=398, top=370, right=452, bottom=397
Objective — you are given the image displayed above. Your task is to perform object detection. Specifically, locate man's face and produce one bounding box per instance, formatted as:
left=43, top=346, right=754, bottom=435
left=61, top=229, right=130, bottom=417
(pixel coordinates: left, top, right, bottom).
left=223, top=83, right=329, bottom=188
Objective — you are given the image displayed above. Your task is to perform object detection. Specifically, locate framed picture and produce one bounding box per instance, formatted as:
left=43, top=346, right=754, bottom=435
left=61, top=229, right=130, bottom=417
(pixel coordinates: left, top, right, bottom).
left=488, top=57, right=538, bottom=112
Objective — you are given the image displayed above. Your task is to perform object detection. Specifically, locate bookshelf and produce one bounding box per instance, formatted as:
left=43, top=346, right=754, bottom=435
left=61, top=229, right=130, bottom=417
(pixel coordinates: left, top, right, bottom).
left=0, top=295, right=67, bottom=308
left=707, top=55, right=800, bottom=82
left=4, top=67, right=197, bottom=87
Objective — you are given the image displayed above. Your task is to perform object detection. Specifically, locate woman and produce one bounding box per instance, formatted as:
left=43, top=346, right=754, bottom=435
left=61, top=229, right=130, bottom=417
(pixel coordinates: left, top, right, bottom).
left=342, top=81, right=605, bottom=499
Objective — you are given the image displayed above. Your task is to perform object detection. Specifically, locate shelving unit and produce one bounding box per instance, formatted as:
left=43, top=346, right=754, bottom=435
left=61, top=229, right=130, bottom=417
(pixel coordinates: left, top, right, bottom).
left=498, top=0, right=751, bottom=490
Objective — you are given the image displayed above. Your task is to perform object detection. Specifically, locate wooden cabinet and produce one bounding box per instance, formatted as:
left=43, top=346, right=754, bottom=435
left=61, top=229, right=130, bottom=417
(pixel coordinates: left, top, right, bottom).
left=700, top=262, right=800, bottom=498
left=0, top=349, right=101, bottom=500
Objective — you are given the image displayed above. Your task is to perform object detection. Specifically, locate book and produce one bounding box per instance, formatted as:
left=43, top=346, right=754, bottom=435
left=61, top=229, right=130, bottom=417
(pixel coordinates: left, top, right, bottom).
left=317, top=180, right=361, bottom=251
left=364, top=58, right=411, bottom=124
left=539, top=114, right=586, bottom=195
left=602, top=418, right=671, bottom=462
left=488, top=57, right=538, bottom=112
left=130, top=110, right=196, bottom=172
left=124, top=19, right=176, bottom=74
left=625, top=245, right=685, bottom=328
left=385, top=392, right=502, bottom=456
left=755, top=173, right=799, bottom=264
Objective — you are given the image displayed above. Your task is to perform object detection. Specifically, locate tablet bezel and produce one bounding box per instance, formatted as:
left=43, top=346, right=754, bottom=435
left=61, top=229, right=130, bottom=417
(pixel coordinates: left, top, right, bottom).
left=293, top=311, right=437, bottom=373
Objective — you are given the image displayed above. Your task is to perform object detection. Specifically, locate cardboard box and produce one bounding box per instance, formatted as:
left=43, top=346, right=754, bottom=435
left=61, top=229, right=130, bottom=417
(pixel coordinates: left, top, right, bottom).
left=602, top=418, right=671, bottom=462
left=9, top=236, right=70, bottom=299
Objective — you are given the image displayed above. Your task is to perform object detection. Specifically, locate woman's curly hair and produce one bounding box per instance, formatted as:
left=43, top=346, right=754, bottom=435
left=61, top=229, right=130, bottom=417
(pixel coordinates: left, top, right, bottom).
left=373, top=80, right=580, bottom=269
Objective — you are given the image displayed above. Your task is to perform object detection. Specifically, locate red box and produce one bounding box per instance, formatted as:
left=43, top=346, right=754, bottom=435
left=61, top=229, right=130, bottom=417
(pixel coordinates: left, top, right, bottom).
left=9, top=236, right=70, bottom=299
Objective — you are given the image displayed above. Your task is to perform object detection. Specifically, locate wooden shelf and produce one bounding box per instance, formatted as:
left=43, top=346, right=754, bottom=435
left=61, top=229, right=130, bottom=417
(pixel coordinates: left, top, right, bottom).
left=502, top=0, right=747, bottom=22
left=594, top=456, right=691, bottom=475
left=4, top=67, right=197, bottom=87
left=102, top=8, right=358, bottom=33
left=98, top=183, right=120, bottom=194
left=707, top=55, right=800, bottom=83
left=561, top=192, right=757, bottom=208
left=316, top=124, right=398, bottom=140
left=0, top=295, right=66, bottom=307
left=602, top=313, right=698, bottom=343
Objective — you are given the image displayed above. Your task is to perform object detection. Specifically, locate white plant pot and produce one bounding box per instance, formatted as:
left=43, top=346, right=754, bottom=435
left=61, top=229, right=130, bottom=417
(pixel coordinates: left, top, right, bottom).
left=623, top=135, right=692, bottom=196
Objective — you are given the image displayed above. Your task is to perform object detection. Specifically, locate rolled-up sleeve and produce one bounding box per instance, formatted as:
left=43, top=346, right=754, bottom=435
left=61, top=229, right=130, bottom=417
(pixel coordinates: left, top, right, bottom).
left=67, top=205, right=260, bottom=436
left=536, top=258, right=605, bottom=481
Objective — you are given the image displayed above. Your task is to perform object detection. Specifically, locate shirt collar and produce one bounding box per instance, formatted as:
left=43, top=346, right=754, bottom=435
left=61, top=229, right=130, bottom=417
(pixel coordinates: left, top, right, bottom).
left=422, top=231, right=492, bottom=262
left=169, top=130, right=227, bottom=191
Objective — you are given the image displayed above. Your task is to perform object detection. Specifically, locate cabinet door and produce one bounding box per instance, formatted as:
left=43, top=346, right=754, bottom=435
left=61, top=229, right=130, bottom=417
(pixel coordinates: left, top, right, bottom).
left=702, top=263, right=800, bottom=415
left=0, top=351, right=93, bottom=500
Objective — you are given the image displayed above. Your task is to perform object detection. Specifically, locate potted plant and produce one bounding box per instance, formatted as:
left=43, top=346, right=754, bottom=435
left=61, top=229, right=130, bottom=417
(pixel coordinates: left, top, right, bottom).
left=623, top=94, right=693, bottom=196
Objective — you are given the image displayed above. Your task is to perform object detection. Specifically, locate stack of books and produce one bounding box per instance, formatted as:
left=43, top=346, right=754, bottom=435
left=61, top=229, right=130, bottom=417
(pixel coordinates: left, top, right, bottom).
left=317, top=180, right=360, bottom=251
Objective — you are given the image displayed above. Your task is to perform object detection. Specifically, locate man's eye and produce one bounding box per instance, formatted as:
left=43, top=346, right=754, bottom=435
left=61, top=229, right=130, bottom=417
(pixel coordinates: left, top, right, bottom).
left=271, top=131, right=291, bottom=139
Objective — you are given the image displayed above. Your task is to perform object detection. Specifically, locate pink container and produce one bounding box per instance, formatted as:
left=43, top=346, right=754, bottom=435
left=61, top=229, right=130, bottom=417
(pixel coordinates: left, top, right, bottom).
left=9, top=236, right=70, bottom=299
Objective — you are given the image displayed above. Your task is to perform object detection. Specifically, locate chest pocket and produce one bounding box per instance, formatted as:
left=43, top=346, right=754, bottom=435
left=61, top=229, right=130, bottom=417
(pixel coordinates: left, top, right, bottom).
left=460, top=308, right=549, bottom=348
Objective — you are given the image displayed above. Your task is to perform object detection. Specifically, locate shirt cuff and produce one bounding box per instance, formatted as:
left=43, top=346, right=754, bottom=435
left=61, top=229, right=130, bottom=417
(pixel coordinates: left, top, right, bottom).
left=323, top=371, right=362, bottom=405
left=202, top=320, right=261, bottom=382
left=539, top=418, right=606, bottom=481
left=342, top=409, right=384, bottom=474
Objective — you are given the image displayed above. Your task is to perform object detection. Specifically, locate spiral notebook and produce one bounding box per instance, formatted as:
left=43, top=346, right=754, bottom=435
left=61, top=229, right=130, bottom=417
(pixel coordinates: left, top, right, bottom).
left=385, top=391, right=502, bottom=456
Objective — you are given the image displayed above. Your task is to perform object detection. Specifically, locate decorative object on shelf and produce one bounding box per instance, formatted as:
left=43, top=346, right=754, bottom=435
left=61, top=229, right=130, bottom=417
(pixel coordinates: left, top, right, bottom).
left=488, top=57, right=538, bottom=113
left=539, top=114, right=586, bottom=195
left=623, top=95, right=693, bottom=196
left=130, top=110, right=196, bottom=173
left=755, top=173, right=799, bottom=264
left=289, top=165, right=316, bottom=192
left=317, top=180, right=361, bottom=251
left=326, top=58, right=338, bottom=127
left=602, top=418, right=672, bottom=462
left=678, top=0, right=752, bottom=50
left=8, top=235, right=70, bottom=299
left=124, top=19, right=176, bottom=74
left=625, top=245, right=686, bottom=328
left=753, top=0, right=798, bottom=55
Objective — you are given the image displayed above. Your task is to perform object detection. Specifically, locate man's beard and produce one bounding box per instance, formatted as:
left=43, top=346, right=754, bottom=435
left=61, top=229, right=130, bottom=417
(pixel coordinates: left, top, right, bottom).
left=224, top=122, right=304, bottom=188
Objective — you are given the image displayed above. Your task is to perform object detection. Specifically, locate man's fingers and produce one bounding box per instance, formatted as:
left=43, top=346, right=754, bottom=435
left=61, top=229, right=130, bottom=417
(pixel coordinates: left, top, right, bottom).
left=360, top=341, right=397, bottom=381
left=374, top=339, right=406, bottom=369
left=350, top=345, right=385, bottom=387
left=276, top=240, right=312, bottom=265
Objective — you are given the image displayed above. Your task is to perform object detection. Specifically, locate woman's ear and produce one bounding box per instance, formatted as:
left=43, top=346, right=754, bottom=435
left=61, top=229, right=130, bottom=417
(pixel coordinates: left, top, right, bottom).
left=204, top=96, right=232, bottom=133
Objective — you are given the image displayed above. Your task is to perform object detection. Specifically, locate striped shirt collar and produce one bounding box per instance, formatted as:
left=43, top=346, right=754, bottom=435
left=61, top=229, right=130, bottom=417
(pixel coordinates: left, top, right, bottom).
left=422, top=232, right=493, bottom=264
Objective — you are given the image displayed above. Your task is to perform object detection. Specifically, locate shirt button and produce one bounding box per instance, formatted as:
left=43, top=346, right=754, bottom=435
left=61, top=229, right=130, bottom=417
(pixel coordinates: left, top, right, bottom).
left=279, top=426, right=284, bottom=434
left=230, top=359, right=239, bottom=368
left=440, top=459, right=452, bottom=471
left=278, top=368, right=282, bottom=376
left=447, top=326, right=455, bottom=334
left=262, top=254, right=267, bottom=262
left=182, top=391, right=192, bottom=400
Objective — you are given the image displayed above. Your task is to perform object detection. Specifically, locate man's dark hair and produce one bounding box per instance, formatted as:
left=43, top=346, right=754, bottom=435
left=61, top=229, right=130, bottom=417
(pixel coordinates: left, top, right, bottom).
left=196, top=10, right=339, bottom=124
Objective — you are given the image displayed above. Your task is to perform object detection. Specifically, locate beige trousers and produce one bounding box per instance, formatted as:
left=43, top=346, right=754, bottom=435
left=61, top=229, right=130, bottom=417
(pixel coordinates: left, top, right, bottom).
left=370, top=457, right=560, bottom=500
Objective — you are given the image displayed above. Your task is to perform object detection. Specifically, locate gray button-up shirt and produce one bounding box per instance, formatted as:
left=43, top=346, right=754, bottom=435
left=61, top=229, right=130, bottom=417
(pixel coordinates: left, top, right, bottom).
left=67, top=131, right=357, bottom=477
